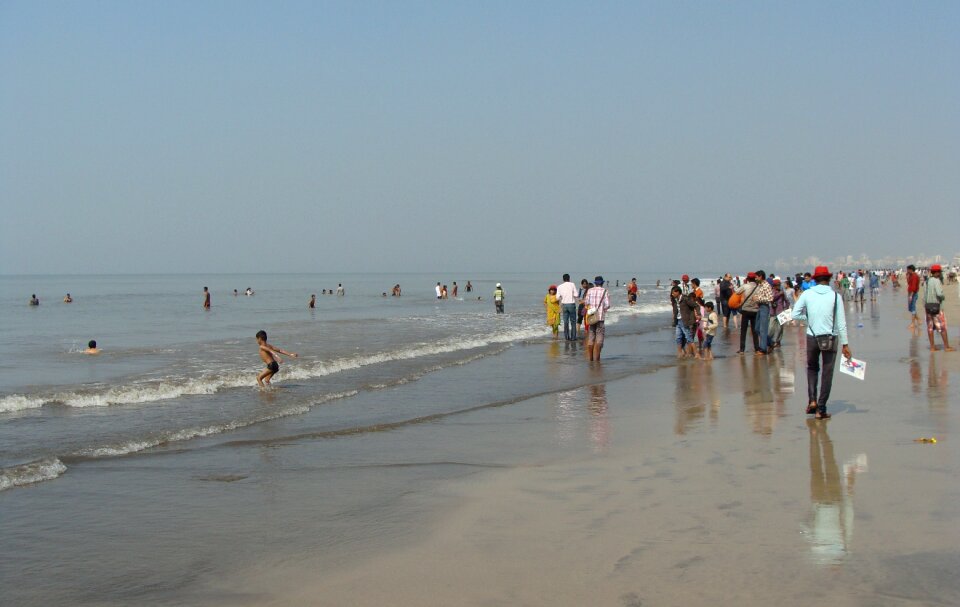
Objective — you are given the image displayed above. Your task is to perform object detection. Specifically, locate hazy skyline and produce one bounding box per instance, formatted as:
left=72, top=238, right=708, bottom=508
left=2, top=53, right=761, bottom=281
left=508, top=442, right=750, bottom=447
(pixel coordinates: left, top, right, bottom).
left=2, top=2, right=958, bottom=275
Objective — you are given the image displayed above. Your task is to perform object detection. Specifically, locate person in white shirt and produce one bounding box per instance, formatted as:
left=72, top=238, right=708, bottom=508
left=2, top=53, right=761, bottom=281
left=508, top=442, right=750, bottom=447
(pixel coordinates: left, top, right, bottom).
left=555, top=273, right=580, bottom=341
left=435, top=282, right=442, bottom=299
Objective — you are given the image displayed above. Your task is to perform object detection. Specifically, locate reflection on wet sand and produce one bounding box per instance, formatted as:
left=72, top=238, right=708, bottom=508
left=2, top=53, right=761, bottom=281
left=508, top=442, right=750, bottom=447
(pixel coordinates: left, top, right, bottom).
left=587, top=384, right=610, bottom=453
left=909, top=337, right=923, bottom=395
left=674, top=363, right=708, bottom=435
left=926, top=352, right=949, bottom=433
left=907, top=336, right=950, bottom=430
left=805, top=419, right=867, bottom=566
left=553, top=383, right=611, bottom=452
left=738, top=356, right=776, bottom=436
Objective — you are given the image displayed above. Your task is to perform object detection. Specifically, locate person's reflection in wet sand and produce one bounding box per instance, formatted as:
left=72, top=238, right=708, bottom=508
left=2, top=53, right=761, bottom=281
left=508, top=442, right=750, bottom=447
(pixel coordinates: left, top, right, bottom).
left=587, top=384, right=610, bottom=453
left=674, top=364, right=706, bottom=435
left=740, top=356, right=776, bottom=436
left=553, top=389, right=579, bottom=447
left=909, top=337, right=923, bottom=395
left=770, top=348, right=796, bottom=419
left=804, top=419, right=867, bottom=566
left=926, top=353, right=949, bottom=433
left=703, top=363, right=720, bottom=426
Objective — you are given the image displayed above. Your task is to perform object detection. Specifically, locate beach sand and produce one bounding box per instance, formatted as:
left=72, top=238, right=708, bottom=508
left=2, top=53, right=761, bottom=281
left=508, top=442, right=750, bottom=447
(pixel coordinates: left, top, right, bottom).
left=211, top=295, right=960, bottom=606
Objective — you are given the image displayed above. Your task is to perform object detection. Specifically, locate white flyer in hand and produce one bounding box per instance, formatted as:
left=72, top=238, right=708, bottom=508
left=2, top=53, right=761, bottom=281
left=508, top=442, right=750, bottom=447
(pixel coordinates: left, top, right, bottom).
left=776, top=308, right=793, bottom=325
left=839, top=357, right=866, bottom=381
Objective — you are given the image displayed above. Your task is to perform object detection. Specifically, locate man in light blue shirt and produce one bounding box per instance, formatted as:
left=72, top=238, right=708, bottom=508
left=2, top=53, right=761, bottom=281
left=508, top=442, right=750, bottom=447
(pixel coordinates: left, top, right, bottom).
left=791, top=266, right=853, bottom=420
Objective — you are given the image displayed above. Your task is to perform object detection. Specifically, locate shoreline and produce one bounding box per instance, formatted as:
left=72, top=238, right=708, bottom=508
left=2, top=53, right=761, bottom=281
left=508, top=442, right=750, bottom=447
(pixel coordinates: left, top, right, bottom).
left=207, top=295, right=959, bottom=606
left=2, top=289, right=958, bottom=606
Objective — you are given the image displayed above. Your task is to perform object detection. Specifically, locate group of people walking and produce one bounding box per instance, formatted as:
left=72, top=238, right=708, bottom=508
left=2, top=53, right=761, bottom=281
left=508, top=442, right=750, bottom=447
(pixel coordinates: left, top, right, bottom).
left=544, top=274, right=611, bottom=361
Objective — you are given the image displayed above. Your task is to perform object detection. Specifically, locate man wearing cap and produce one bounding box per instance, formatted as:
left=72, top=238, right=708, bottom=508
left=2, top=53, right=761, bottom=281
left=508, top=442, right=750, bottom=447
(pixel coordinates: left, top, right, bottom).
left=923, top=265, right=953, bottom=352
left=681, top=274, right=692, bottom=295
left=791, top=266, right=852, bottom=420
left=556, top=274, right=580, bottom=340
left=493, top=283, right=505, bottom=314
left=584, top=276, right=611, bottom=361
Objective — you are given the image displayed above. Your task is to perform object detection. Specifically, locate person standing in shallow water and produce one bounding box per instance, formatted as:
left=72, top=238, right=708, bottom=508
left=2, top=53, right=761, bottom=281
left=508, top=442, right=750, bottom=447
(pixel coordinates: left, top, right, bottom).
left=556, top=274, right=580, bottom=341
left=255, top=330, right=298, bottom=387
left=544, top=285, right=560, bottom=337
left=493, top=283, right=505, bottom=313
left=584, top=276, right=610, bottom=361
left=791, top=266, right=851, bottom=420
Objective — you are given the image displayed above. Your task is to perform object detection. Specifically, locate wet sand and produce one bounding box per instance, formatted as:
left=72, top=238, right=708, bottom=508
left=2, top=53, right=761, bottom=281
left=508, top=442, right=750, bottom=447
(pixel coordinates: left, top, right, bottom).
left=215, top=294, right=960, bottom=606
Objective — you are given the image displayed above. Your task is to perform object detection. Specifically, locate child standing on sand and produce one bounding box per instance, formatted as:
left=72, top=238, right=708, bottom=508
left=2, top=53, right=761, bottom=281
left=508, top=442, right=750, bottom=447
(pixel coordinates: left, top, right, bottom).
left=544, top=285, right=561, bottom=336
left=255, top=330, right=298, bottom=387
left=703, top=302, right=719, bottom=360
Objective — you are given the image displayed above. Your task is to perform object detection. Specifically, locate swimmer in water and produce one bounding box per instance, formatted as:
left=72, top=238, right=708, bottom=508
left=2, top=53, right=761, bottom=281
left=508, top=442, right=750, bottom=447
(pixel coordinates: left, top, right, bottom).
left=256, top=330, right=298, bottom=387
left=84, top=340, right=101, bottom=355
left=63, top=293, right=73, bottom=303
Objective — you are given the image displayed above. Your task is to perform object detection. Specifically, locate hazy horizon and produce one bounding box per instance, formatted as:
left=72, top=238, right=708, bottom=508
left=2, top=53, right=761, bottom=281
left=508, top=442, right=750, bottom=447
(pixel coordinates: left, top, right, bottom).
left=2, top=2, right=957, bottom=275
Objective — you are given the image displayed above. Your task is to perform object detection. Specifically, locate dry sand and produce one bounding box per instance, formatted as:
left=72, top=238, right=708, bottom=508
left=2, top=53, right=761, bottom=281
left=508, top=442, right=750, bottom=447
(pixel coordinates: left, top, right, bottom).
left=218, top=292, right=960, bottom=606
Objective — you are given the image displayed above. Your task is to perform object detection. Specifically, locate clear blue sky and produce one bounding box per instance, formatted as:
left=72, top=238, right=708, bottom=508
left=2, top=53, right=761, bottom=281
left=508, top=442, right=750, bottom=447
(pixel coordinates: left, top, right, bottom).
left=2, top=1, right=957, bottom=274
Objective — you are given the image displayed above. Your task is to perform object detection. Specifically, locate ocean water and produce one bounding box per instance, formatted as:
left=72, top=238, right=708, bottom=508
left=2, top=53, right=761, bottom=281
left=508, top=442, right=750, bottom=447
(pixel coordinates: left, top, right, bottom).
left=0, top=272, right=683, bottom=489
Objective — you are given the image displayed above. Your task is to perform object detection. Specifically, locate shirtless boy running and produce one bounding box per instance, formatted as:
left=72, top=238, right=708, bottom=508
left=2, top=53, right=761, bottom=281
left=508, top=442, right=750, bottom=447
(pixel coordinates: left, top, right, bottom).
left=255, top=330, right=298, bottom=387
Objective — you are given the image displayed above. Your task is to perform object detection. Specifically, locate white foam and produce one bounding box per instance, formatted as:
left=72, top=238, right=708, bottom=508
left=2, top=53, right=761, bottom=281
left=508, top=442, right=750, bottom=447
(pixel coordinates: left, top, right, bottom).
left=0, top=308, right=661, bottom=415
left=0, top=458, right=67, bottom=492
left=71, top=391, right=357, bottom=459
left=0, top=394, right=46, bottom=413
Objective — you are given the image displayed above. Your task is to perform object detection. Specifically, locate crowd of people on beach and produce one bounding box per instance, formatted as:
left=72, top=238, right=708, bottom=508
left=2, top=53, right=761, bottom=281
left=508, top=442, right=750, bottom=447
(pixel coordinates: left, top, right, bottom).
left=25, top=264, right=956, bottom=399
left=664, top=264, right=956, bottom=419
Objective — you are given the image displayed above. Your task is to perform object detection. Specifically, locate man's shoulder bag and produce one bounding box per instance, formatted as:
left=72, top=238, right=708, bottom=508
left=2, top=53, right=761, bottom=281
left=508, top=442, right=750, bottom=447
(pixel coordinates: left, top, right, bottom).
left=815, top=292, right=839, bottom=352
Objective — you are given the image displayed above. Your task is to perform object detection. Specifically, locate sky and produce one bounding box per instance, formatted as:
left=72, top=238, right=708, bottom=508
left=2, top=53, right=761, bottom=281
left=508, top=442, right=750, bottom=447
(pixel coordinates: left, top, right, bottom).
left=1, top=1, right=958, bottom=275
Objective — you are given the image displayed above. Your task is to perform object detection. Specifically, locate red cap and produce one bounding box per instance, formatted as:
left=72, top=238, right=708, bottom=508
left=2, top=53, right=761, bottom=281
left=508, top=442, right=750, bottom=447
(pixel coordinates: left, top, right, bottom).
left=682, top=274, right=689, bottom=281
left=747, top=272, right=757, bottom=279
left=931, top=264, right=942, bottom=272
left=548, top=285, right=557, bottom=291
left=812, top=265, right=832, bottom=279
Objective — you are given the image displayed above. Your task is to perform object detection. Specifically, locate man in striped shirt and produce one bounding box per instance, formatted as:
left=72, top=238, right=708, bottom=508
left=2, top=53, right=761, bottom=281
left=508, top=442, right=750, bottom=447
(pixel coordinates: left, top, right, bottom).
left=584, top=276, right=611, bottom=361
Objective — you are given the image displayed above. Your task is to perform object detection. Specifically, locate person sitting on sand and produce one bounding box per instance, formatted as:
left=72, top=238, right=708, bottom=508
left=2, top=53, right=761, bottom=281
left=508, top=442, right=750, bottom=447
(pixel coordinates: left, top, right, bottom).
left=63, top=293, right=73, bottom=303
left=84, top=340, right=100, bottom=355
left=255, top=330, right=298, bottom=387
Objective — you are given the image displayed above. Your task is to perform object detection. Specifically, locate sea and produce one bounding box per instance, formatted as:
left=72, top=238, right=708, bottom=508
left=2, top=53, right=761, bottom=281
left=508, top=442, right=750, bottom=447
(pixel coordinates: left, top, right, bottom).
left=1, top=271, right=698, bottom=605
